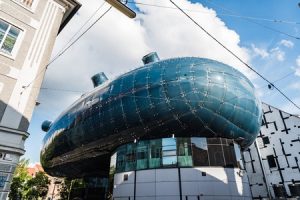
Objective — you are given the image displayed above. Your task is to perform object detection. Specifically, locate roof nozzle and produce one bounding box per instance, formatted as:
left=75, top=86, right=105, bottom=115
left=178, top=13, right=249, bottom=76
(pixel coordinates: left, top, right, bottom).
left=41, top=120, right=52, bottom=132
left=91, top=72, right=108, bottom=88
left=142, top=52, right=160, bottom=65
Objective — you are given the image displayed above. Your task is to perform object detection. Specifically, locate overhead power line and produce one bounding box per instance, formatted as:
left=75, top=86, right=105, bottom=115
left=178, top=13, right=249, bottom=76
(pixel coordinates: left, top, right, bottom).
left=201, top=0, right=300, bottom=40
left=51, top=2, right=107, bottom=63
left=127, top=1, right=300, bottom=40
left=169, top=0, right=300, bottom=110
left=21, top=5, right=112, bottom=94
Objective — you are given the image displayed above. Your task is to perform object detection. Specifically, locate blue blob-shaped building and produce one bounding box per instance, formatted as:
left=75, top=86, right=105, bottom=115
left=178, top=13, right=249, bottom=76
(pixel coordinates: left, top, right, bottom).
left=41, top=53, right=262, bottom=199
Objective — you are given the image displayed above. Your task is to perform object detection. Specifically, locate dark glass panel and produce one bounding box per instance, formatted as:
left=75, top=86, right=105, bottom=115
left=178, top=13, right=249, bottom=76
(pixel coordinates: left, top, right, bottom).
left=267, top=155, right=277, bottom=168
left=262, top=136, right=270, bottom=145
left=223, top=145, right=237, bottom=168
left=207, top=138, right=221, bottom=145
left=208, top=145, right=225, bottom=166
left=191, top=138, right=209, bottom=166
left=125, top=144, right=136, bottom=171
left=116, top=146, right=126, bottom=173
left=136, top=140, right=148, bottom=170
left=149, top=139, right=162, bottom=168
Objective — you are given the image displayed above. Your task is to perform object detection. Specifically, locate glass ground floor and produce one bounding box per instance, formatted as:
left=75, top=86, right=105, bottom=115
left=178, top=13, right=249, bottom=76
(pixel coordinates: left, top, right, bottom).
left=110, top=137, right=244, bottom=174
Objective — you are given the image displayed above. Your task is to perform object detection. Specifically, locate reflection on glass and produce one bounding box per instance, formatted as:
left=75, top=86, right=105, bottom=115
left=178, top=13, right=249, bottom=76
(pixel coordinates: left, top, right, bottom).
left=113, top=137, right=242, bottom=173
left=234, top=143, right=244, bottom=169
left=149, top=139, right=161, bottom=168
left=125, top=144, right=136, bottom=171
left=136, top=141, right=148, bottom=170
left=1, top=25, right=20, bottom=53
left=208, top=145, right=225, bottom=166
left=0, top=20, right=8, bottom=44
left=191, top=137, right=209, bottom=166
left=162, top=138, right=177, bottom=167
left=177, top=138, right=192, bottom=167
left=223, top=142, right=237, bottom=167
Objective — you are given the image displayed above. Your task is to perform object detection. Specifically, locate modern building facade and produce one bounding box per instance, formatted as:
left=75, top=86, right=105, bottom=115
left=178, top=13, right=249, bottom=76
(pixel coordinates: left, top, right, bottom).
left=41, top=53, right=263, bottom=199
left=244, top=103, right=300, bottom=199
left=0, top=0, right=80, bottom=198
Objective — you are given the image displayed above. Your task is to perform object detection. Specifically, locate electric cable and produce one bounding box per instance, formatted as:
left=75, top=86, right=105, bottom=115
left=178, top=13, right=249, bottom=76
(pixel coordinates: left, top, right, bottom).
left=50, top=1, right=106, bottom=63
left=126, top=1, right=300, bottom=40
left=201, top=0, right=300, bottom=40
left=169, top=0, right=300, bottom=110
left=20, top=5, right=112, bottom=94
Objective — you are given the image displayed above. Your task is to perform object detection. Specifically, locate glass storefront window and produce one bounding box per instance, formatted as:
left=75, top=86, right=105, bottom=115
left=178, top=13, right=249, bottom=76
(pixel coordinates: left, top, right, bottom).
left=116, top=146, right=126, bottom=173
left=149, top=139, right=162, bottom=168
left=162, top=138, right=177, bottom=167
left=191, top=137, right=209, bottom=166
left=125, top=143, right=136, bottom=171
left=223, top=140, right=237, bottom=167
left=136, top=141, right=148, bottom=170
left=112, top=137, right=242, bottom=173
left=177, top=138, right=192, bottom=167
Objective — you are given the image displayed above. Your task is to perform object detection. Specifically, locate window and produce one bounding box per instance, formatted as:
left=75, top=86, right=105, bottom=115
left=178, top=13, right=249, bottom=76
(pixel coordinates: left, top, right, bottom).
left=191, top=137, right=209, bottom=166
left=113, top=137, right=240, bottom=173
left=177, top=138, right=192, bottom=167
left=162, top=138, right=177, bottom=167
left=273, top=184, right=287, bottom=198
left=266, top=155, right=277, bottom=168
left=0, top=175, right=7, bottom=188
left=288, top=184, right=300, bottom=197
left=0, top=19, right=21, bottom=55
left=262, top=136, right=270, bottom=145
left=123, top=174, right=128, bottom=181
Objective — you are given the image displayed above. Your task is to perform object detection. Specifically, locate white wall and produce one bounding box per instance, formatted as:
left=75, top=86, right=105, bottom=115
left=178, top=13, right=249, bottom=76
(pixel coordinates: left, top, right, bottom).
left=244, top=103, right=300, bottom=199
left=113, top=167, right=251, bottom=200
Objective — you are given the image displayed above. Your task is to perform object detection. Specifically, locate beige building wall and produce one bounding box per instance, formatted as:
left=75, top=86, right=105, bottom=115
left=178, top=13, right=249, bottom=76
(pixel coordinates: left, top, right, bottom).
left=0, top=0, right=80, bottom=198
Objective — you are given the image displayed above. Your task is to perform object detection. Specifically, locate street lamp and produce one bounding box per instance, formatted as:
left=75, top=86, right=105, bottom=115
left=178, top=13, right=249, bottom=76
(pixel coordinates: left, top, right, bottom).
left=105, top=0, right=136, bottom=18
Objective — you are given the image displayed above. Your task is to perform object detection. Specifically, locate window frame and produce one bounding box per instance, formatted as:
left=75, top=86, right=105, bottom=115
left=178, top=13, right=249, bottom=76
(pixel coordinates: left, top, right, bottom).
left=0, top=18, right=23, bottom=59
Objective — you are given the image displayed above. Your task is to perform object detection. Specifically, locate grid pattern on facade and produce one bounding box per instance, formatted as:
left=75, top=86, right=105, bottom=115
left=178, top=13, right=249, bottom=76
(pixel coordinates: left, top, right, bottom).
left=110, top=137, right=243, bottom=173
left=42, top=57, right=262, bottom=168
left=244, top=103, right=300, bottom=199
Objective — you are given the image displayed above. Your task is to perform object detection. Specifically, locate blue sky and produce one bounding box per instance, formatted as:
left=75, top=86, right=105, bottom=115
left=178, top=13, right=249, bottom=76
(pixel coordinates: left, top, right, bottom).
left=24, top=0, right=300, bottom=163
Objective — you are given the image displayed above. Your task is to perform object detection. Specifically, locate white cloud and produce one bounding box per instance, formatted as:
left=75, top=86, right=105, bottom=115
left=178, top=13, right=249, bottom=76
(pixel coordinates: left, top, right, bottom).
left=279, top=39, right=294, bottom=48
left=289, top=82, right=300, bottom=90
left=293, top=56, right=300, bottom=77
left=270, top=47, right=285, bottom=61
left=297, top=56, right=300, bottom=67
left=251, top=44, right=269, bottom=58
left=136, top=0, right=251, bottom=75
left=41, top=0, right=253, bottom=117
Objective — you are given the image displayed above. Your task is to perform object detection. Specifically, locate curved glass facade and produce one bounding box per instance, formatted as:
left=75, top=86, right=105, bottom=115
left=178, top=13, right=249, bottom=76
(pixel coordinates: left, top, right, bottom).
left=41, top=56, right=260, bottom=177
left=110, top=137, right=243, bottom=173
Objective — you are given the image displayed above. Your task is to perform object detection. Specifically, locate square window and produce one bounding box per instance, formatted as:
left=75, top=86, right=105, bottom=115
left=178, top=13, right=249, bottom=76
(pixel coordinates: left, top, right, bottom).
left=262, top=136, right=270, bottom=145
left=0, top=19, right=21, bottom=55
left=266, top=155, right=277, bottom=168
left=123, top=174, right=128, bottom=181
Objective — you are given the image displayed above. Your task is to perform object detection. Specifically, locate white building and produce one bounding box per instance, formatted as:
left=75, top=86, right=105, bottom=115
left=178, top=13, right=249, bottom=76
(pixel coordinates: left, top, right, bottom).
left=244, top=103, right=300, bottom=199
left=0, top=0, right=80, bottom=198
